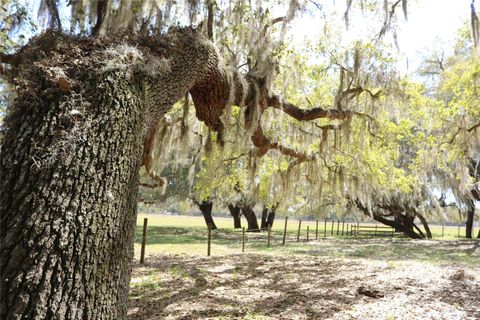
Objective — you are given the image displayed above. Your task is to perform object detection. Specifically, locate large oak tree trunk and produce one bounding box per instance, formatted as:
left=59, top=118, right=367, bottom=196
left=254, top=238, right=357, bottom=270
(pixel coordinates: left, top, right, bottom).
left=228, top=204, right=242, bottom=229
left=373, top=215, right=423, bottom=239
left=241, top=206, right=259, bottom=232
left=416, top=212, right=432, bottom=239
left=466, top=199, right=475, bottom=238
left=198, top=201, right=217, bottom=229
left=266, top=209, right=276, bottom=228
left=393, top=215, right=403, bottom=232
left=0, top=72, right=145, bottom=319
left=0, top=29, right=219, bottom=319
left=353, top=200, right=424, bottom=239
left=260, top=206, right=269, bottom=230
left=260, top=206, right=276, bottom=230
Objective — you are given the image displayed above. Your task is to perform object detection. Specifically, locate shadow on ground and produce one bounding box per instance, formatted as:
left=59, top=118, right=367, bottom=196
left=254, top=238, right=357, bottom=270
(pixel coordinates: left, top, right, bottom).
left=128, top=244, right=480, bottom=320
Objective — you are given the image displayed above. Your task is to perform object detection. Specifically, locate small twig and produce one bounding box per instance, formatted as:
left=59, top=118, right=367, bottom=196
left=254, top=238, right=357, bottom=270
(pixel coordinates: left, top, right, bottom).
left=468, top=122, right=480, bottom=132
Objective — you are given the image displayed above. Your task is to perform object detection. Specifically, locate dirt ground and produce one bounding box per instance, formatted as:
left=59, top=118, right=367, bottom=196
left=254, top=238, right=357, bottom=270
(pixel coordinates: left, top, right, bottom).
left=128, top=239, right=480, bottom=320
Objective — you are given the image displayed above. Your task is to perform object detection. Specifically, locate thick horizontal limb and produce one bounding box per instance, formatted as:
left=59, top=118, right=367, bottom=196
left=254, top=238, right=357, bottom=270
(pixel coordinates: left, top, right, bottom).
left=267, top=95, right=351, bottom=121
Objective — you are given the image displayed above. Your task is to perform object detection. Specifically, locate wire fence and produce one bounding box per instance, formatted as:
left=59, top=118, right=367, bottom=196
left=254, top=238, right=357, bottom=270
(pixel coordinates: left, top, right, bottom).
left=137, top=217, right=477, bottom=263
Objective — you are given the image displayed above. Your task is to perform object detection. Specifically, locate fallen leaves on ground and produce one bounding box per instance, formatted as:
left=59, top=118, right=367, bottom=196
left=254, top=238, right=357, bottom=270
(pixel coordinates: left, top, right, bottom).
left=128, top=240, right=480, bottom=320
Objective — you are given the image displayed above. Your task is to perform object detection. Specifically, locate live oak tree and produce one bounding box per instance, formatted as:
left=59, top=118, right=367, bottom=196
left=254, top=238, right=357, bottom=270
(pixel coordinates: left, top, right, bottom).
left=0, top=2, right=324, bottom=317
left=3, top=0, right=461, bottom=319
left=0, top=28, right=229, bottom=319
left=413, top=23, right=480, bottom=238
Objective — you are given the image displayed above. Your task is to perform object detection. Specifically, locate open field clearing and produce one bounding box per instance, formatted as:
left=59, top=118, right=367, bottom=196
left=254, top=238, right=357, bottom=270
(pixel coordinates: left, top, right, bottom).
left=129, top=215, right=480, bottom=320
left=133, top=214, right=479, bottom=260
left=128, top=247, right=480, bottom=320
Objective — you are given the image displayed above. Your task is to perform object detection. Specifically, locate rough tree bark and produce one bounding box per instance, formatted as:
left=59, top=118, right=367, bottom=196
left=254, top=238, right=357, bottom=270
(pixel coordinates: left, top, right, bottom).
left=227, top=204, right=242, bottom=228
left=0, top=29, right=219, bottom=319
left=198, top=201, right=217, bottom=229
left=241, top=205, right=260, bottom=232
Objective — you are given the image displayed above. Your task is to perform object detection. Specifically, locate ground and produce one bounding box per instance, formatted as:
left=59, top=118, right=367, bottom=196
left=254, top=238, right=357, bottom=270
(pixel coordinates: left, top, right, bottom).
left=128, top=236, right=480, bottom=320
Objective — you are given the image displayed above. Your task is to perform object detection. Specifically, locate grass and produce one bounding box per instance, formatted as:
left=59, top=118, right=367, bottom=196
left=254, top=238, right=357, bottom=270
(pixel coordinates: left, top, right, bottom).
left=134, top=214, right=479, bottom=265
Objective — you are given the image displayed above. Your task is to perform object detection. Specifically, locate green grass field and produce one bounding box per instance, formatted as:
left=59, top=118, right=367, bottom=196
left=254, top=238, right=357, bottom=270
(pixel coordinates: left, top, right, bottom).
left=133, top=214, right=479, bottom=265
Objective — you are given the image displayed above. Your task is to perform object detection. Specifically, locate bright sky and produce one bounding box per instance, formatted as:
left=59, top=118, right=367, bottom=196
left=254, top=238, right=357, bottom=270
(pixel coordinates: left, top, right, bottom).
left=287, top=0, right=472, bottom=73
left=20, top=0, right=475, bottom=74
left=398, top=0, right=470, bottom=71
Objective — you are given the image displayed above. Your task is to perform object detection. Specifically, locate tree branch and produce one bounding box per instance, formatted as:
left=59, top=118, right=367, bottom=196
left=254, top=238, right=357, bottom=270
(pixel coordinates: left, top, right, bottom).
left=377, top=0, right=402, bottom=39
left=262, top=16, right=286, bottom=37
left=139, top=183, right=161, bottom=189
left=92, top=0, right=109, bottom=36
left=266, top=95, right=352, bottom=121
left=47, top=0, right=62, bottom=32
left=0, top=53, right=18, bottom=65
left=251, top=123, right=308, bottom=160
left=468, top=122, right=480, bottom=132
left=207, top=0, right=214, bottom=40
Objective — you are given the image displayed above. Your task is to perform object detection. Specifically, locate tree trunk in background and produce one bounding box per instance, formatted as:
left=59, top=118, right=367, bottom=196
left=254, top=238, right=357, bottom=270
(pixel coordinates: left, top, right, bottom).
left=393, top=215, right=402, bottom=232
left=353, top=200, right=424, bottom=239
left=242, top=206, right=259, bottom=232
left=198, top=201, right=217, bottom=229
left=374, top=214, right=423, bottom=239
left=228, top=204, right=242, bottom=228
left=260, top=206, right=269, bottom=230
left=465, top=199, right=475, bottom=238
left=394, top=214, right=415, bottom=232
left=416, top=212, right=432, bottom=239
left=266, top=209, right=276, bottom=228
left=0, top=72, right=145, bottom=319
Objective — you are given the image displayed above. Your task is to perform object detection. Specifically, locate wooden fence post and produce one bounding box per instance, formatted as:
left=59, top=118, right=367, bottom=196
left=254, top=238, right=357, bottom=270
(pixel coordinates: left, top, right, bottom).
left=336, top=220, right=340, bottom=236
left=297, top=220, right=302, bottom=242
left=207, top=223, right=212, bottom=256
left=306, top=226, right=310, bottom=242
left=267, top=225, right=272, bottom=248
left=282, top=217, right=288, bottom=245
left=331, top=220, right=334, bottom=236
left=140, top=218, right=148, bottom=264
left=374, top=225, right=378, bottom=237
left=357, top=222, right=359, bottom=236
left=341, top=221, right=345, bottom=236
left=242, top=227, right=245, bottom=253
left=324, top=219, right=327, bottom=238
left=316, top=220, right=319, bottom=240
left=457, top=225, right=460, bottom=237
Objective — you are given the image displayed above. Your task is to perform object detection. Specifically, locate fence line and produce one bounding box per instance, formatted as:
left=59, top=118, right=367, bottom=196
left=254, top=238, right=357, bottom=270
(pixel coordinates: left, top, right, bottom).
left=137, top=218, right=477, bottom=260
